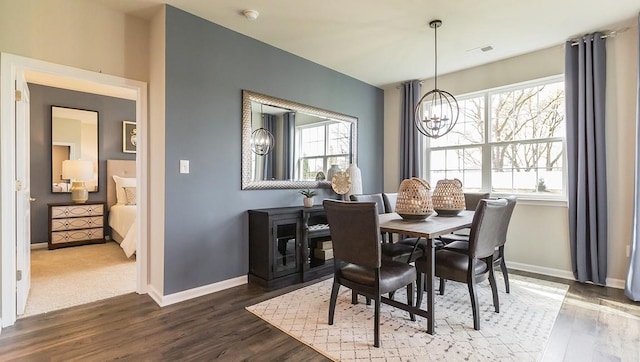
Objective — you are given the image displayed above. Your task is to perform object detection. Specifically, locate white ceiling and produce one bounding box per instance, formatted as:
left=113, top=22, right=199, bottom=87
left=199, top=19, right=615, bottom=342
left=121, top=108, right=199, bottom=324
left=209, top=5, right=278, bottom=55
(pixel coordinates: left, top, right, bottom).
left=95, top=0, right=639, bottom=88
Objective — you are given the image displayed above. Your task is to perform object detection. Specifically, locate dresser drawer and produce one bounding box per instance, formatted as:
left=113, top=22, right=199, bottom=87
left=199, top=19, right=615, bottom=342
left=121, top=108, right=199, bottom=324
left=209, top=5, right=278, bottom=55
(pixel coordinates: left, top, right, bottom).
left=51, top=228, right=104, bottom=244
left=48, top=201, right=106, bottom=249
left=50, top=204, right=103, bottom=219
left=51, top=216, right=104, bottom=232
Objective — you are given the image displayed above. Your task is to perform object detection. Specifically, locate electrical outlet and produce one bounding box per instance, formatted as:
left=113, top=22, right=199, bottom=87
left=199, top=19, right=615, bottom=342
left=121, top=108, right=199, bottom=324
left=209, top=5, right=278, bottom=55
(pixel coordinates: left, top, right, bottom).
left=626, top=245, right=631, bottom=257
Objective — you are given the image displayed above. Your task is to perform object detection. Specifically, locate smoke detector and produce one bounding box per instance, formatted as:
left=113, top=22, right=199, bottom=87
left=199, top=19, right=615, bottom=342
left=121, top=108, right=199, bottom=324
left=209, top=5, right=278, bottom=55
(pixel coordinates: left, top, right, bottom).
left=242, top=9, right=259, bottom=21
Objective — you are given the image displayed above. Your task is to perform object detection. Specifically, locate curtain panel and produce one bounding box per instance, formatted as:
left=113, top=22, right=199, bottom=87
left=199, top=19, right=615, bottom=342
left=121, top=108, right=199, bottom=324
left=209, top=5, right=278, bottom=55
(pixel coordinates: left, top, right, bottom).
left=565, top=33, right=608, bottom=285
left=400, top=80, right=423, bottom=181
left=263, top=114, right=276, bottom=180
left=625, top=14, right=640, bottom=301
left=282, top=112, right=295, bottom=180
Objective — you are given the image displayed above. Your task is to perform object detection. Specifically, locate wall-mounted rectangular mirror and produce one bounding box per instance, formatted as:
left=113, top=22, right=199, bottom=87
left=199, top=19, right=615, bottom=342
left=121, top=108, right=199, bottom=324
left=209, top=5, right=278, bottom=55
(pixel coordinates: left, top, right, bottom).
left=51, top=106, right=99, bottom=193
left=242, top=90, right=357, bottom=190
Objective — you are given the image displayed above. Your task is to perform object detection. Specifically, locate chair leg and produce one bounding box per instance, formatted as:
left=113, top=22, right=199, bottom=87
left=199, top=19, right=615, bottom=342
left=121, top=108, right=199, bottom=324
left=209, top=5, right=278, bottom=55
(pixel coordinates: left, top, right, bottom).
left=374, top=295, right=381, bottom=348
left=366, top=297, right=371, bottom=305
left=416, top=272, right=424, bottom=310
left=439, top=278, right=446, bottom=295
left=351, top=290, right=358, bottom=305
left=489, top=267, right=500, bottom=313
left=328, top=281, right=340, bottom=325
left=467, top=279, right=480, bottom=330
left=500, top=257, right=510, bottom=293
left=407, top=283, right=415, bottom=321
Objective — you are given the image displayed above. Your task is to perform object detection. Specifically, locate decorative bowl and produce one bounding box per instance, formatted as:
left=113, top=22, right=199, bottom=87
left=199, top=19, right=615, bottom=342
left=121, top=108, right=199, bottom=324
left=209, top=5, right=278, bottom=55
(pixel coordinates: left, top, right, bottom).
left=398, top=211, right=433, bottom=220
left=434, top=208, right=463, bottom=216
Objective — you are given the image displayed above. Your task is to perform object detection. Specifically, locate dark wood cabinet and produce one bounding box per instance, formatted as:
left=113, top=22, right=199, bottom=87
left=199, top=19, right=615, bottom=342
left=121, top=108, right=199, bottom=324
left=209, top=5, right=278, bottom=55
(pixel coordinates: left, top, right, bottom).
left=248, top=205, right=333, bottom=290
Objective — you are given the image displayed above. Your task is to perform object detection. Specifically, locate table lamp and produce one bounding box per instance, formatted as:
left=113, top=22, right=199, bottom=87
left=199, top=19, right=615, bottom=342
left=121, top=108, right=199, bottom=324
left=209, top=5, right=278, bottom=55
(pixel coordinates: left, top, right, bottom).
left=62, top=160, right=93, bottom=203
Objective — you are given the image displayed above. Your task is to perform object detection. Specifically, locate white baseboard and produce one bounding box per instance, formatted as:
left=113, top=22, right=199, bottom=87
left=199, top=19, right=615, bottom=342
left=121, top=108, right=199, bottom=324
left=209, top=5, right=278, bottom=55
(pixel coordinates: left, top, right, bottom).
left=508, top=261, right=625, bottom=290
left=149, top=275, right=248, bottom=307
left=30, top=242, right=48, bottom=250
left=147, top=285, right=163, bottom=307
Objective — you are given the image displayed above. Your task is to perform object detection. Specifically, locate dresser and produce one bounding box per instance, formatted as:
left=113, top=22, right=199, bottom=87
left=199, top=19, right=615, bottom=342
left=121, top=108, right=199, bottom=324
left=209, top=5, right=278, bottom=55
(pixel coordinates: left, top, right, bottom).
left=48, top=201, right=106, bottom=249
left=248, top=205, right=333, bottom=290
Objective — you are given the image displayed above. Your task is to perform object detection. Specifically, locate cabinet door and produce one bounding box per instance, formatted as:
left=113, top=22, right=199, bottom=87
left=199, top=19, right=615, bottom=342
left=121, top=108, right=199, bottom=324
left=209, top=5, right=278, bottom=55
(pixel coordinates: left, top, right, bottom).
left=271, top=218, right=299, bottom=278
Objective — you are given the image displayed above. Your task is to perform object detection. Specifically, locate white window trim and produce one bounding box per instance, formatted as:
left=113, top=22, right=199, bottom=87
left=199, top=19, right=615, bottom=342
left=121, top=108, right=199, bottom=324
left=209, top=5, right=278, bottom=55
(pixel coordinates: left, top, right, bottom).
left=425, top=75, right=567, bottom=201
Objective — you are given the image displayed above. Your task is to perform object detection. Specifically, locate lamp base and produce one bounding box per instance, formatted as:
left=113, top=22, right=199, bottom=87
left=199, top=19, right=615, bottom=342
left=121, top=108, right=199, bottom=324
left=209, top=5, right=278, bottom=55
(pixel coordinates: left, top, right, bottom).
left=70, top=181, right=88, bottom=203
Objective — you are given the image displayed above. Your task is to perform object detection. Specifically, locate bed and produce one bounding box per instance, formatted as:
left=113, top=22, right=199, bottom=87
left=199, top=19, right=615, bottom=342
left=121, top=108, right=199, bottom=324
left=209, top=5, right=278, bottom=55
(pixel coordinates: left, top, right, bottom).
left=107, top=160, right=137, bottom=258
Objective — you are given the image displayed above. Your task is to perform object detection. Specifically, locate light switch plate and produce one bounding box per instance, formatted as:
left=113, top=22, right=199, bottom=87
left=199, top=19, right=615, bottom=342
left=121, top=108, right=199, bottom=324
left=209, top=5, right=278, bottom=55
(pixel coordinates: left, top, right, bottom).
left=180, top=160, right=189, bottom=174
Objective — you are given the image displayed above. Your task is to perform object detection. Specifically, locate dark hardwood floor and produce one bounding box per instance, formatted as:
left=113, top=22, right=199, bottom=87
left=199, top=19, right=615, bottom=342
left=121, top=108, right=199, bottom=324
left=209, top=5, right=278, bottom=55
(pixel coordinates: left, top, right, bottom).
left=0, top=271, right=638, bottom=361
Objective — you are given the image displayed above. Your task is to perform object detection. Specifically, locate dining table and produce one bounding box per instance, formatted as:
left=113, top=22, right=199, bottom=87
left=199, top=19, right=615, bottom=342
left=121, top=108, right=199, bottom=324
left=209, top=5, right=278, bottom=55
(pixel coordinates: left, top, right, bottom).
left=378, top=210, right=475, bottom=334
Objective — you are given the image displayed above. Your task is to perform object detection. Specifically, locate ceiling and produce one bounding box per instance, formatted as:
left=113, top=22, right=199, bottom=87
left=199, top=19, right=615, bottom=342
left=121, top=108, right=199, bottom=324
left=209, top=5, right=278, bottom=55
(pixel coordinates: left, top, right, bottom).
left=94, top=0, right=639, bottom=88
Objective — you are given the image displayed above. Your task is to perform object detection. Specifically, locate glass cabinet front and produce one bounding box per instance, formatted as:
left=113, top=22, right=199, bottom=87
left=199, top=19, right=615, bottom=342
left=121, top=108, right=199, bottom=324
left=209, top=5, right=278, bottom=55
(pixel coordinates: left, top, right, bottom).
left=272, top=219, right=299, bottom=277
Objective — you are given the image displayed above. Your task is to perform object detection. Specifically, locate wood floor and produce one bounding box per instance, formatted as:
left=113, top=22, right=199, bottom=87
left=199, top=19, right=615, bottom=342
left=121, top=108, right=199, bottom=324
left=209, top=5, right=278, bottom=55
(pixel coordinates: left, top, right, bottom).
left=0, top=271, right=638, bottom=361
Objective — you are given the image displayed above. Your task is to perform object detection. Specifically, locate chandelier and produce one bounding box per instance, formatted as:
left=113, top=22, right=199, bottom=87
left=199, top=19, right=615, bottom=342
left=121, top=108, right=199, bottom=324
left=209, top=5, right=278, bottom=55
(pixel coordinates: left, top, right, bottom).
left=414, top=20, right=459, bottom=138
left=250, top=127, right=274, bottom=155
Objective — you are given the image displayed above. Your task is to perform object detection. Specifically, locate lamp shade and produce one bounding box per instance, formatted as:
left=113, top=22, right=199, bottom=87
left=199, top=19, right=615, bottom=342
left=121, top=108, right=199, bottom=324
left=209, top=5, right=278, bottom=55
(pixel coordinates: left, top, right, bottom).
left=62, top=160, right=93, bottom=181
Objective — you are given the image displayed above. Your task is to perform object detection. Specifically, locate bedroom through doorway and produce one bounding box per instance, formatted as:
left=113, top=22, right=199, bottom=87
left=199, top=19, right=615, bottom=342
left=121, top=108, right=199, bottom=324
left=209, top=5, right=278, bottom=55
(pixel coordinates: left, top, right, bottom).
left=0, top=53, right=148, bottom=327
left=21, top=75, right=141, bottom=317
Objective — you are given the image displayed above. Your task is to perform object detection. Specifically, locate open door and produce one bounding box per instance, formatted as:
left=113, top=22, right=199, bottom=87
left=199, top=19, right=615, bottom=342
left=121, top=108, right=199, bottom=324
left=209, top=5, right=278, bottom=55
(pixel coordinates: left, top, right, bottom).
left=15, top=72, right=31, bottom=315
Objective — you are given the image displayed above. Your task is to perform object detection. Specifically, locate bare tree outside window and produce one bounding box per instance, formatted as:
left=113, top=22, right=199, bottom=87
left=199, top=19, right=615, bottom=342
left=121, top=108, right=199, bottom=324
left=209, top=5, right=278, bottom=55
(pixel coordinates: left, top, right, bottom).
left=428, top=77, right=566, bottom=196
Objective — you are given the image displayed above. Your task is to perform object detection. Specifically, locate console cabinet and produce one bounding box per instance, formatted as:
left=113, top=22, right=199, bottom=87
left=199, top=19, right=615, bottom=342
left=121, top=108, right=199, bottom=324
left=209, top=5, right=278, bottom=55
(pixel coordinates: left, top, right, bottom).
left=48, top=202, right=106, bottom=249
left=248, top=205, right=333, bottom=290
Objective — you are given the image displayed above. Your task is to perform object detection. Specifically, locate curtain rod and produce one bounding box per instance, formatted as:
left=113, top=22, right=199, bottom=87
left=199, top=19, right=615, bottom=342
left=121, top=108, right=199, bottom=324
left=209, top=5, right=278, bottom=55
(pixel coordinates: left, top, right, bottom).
left=569, top=27, right=629, bottom=46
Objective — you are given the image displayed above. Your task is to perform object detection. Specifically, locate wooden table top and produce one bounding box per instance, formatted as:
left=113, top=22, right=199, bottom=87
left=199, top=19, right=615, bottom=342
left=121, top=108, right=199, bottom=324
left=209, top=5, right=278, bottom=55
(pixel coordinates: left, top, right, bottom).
left=378, top=210, right=474, bottom=239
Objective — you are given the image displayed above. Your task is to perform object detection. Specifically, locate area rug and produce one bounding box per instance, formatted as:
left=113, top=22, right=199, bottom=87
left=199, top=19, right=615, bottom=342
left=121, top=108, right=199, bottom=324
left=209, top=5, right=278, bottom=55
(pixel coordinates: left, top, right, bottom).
left=246, top=274, right=568, bottom=361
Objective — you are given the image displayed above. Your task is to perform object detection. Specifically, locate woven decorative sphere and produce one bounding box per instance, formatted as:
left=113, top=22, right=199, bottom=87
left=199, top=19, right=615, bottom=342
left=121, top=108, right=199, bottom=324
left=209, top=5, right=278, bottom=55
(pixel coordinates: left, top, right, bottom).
left=395, top=178, right=433, bottom=220
left=432, top=178, right=465, bottom=216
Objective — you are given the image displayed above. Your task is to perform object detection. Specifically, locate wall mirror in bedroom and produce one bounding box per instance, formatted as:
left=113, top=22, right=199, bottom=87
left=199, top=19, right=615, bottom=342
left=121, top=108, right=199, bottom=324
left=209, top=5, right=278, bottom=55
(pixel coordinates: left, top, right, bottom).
left=51, top=106, right=99, bottom=193
left=241, top=90, right=358, bottom=190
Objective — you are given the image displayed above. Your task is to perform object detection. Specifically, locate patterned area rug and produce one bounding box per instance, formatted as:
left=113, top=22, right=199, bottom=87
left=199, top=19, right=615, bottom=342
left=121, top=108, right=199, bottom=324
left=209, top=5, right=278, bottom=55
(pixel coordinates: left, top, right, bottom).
left=246, top=274, right=568, bottom=361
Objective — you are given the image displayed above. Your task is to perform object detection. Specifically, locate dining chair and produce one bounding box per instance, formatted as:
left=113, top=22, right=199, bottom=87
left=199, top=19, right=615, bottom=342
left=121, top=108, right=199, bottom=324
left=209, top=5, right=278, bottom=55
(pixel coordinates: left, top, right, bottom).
left=351, top=193, right=422, bottom=263
left=443, top=196, right=517, bottom=293
left=415, top=198, right=511, bottom=330
left=323, top=199, right=417, bottom=347
left=437, top=192, right=491, bottom=244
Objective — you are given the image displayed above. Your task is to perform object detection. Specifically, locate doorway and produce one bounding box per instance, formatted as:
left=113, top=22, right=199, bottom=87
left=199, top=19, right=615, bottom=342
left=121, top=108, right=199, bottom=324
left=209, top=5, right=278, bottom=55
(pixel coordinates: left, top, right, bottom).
left=0, top=53, right=149, bottom=328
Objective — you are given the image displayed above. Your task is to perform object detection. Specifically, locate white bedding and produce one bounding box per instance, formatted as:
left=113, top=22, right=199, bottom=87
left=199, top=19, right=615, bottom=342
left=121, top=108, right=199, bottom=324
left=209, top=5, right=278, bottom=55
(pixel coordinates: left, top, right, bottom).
left=109, top=204, right=137, bottom=258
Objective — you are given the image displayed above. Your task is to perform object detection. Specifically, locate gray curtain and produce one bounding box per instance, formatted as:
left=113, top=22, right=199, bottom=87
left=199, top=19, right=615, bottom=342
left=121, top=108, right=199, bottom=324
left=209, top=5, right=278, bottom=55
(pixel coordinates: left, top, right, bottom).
left=282, top=112, right=295, bottom=180
left=625, top=14, right=640, bottom=301
left=400, top=80, right=423, bottom=181
left=263, top=114, right=276, bottom=180
left=565, top=33, right=608, bottom=285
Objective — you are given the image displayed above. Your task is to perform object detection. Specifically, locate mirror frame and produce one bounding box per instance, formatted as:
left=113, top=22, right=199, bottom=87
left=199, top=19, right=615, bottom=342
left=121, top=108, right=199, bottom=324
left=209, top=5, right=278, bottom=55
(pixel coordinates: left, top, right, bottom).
left=51, top=105, right=99, bottom=193
left=242, top=90, right=358, bottom=190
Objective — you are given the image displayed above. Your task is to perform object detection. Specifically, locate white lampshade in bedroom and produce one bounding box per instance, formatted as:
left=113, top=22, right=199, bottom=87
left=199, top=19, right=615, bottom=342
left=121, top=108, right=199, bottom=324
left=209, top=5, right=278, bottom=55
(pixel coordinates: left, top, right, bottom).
left=62, top=160, right=93, bottom=203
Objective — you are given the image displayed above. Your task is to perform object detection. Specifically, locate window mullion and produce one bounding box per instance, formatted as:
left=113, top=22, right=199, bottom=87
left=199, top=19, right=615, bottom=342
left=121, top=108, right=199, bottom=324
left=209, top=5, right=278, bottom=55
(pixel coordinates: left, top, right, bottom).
left=482, top=93, right=491, bottom=193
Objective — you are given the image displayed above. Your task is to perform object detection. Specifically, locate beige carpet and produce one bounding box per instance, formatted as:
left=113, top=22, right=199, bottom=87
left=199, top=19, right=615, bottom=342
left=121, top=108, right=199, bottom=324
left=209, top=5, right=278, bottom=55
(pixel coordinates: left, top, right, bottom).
left=247, top=274, right=568, bottom=361
left=21, top=242, right=136, bottom=317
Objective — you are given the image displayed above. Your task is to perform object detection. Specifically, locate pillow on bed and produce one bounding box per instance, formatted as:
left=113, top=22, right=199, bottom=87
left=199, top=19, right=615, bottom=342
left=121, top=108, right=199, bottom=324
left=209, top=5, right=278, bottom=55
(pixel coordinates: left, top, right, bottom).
left=123, top=187, right=136, bottom=205
left=113, top=175, right=136, bottom=204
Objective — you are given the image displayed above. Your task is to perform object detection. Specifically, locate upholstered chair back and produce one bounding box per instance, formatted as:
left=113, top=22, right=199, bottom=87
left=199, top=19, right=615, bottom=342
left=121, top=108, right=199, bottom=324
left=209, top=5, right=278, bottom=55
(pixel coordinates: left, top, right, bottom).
left=324, top=200, right=381, bottom=269
left=350, top=193, right=386, bottom=215
left=468, top=198, right=510, bottom=259
left=464, top=192, right=491, bottom=211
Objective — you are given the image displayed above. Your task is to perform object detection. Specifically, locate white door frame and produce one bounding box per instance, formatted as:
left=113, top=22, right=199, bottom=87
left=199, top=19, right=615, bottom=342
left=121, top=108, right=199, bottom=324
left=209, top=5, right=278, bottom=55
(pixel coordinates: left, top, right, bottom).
left=0, top=53, right=149, bottom=328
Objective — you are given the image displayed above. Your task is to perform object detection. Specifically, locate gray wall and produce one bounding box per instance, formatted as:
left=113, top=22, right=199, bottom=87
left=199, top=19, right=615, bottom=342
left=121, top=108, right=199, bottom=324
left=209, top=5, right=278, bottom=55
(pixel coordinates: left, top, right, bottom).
left=163, top=6, right=384, bottom=294
left=29, top=84, right=136, bottom=244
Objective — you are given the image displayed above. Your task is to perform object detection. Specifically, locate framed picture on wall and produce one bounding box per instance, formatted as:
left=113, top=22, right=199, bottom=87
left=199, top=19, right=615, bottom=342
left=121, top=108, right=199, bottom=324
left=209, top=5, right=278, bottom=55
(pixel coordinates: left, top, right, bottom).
left=122, top=121, right=137, bottom=153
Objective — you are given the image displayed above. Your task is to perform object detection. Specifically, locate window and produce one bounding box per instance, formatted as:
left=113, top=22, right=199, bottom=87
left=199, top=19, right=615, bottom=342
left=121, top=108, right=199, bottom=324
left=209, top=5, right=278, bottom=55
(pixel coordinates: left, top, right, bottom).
left=427, top=76, right=566, bottom=198
left=298, top=122, right=350, bottom=180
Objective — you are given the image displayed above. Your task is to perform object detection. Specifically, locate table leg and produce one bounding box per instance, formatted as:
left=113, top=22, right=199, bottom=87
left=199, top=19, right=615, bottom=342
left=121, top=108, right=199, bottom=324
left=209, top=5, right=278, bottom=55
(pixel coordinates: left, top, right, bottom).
left=426, top=237, right=435, bottom=334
